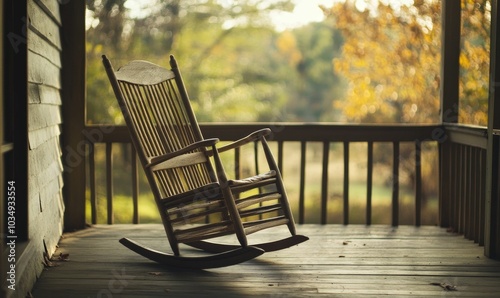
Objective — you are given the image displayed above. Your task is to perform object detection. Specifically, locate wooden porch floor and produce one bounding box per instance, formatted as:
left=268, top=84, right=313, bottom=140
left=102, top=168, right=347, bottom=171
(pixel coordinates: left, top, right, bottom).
left=31, top=224, right=500, bottom=297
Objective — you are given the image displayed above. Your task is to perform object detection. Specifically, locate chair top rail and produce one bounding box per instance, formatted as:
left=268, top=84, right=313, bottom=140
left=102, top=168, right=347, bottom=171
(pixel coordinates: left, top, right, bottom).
left=114, top=60, right=175, bottom=85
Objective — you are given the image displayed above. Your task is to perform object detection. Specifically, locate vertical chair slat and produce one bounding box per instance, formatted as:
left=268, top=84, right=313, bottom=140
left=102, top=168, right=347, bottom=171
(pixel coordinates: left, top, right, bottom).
left=415, top=140, right=422, bottom=226
left=366, top=141, right=373, bottom=225
left=392, top=141, right=399, bottom=227
left=127, top=84, right=162, bottom=157
left=321, top=142, right=329, bottom=224
left=343, top=142, right=349, bottom=225
left=106, top=142, right=114, bottom=225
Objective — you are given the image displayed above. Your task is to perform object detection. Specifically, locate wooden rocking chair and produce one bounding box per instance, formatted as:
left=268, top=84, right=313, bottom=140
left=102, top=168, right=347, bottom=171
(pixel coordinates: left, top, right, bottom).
left=102, top=55, right=308, bottom=269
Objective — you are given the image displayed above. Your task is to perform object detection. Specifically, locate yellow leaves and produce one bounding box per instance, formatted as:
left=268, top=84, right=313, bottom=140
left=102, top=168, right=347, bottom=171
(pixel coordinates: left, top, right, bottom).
left=276, top=31, right=302, bottom=66
left=325, top=0, right=444, bottom=123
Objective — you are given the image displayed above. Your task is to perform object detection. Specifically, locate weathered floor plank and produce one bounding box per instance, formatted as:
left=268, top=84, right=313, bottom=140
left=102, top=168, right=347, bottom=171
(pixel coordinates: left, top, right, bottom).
left=31, top=224, right=500, bottom=297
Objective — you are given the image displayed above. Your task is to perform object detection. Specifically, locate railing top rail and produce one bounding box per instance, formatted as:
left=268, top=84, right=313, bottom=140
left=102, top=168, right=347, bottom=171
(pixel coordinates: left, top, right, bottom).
left=84, top=123, right=442, bottom=144
left=443, top=123, right=488, bottom=148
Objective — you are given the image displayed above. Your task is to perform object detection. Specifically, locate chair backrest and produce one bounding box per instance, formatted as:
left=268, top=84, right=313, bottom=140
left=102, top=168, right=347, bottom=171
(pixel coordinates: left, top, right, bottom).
left=103, top=55, right=214, bottom=198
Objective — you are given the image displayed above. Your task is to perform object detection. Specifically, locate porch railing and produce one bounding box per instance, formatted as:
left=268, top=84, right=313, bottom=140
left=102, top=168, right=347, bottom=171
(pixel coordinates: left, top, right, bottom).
left=83, top=123, right=488, bottom=240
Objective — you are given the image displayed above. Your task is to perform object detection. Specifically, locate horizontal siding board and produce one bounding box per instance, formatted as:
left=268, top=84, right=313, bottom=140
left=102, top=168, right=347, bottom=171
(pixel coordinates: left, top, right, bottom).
left=28, top=29, right=61, bottom=68
left=28, top=0, right=62, bottom=50
left=28, top=104, right=61, bottom=130
left=28, top=138, right=63, bottom=191
left=28, top=125, right=60, bottom=149
left=35, top=0, right=61, bottom=25
left=28, top=83, right=62, bottom=105
left=39, top=84, right=62, bottom=105
left=28, top=82, right=42, bottom=104
left=28, top=159, right=63, bottom=197
left=28, top=50, right=61, bottom=88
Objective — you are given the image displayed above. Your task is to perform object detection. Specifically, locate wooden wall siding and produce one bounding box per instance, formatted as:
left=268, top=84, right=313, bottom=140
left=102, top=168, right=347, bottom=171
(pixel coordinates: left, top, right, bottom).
left=0, top=1, right=5, bottom=296
left=20, top=0, right=64, bottom=297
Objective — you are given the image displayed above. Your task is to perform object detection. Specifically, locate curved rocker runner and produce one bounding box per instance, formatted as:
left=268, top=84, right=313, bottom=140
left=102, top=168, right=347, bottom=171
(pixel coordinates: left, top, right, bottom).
left=119, top=238, right=265, bottom=269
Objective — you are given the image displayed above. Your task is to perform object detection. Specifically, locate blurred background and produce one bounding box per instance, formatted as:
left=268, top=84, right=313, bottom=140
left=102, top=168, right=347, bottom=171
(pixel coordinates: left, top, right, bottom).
left=84, top=0, right=491, bottom=225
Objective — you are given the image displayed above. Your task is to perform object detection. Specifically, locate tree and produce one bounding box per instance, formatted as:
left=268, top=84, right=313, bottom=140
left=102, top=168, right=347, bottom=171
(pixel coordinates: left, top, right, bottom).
left=276, top=22, right=345, bottom=122
left=323, top=0, right=490, bottom=126
left=85, top=0, right=295, bottom=124
left=459, top=0, right=490, bottom=126
left=324, top=0, right=442, bottom=124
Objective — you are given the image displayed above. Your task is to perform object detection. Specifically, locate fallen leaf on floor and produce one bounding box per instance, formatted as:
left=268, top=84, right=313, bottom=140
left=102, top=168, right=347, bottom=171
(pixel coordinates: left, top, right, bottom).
left=58, top=253, right=70, bottom=261
left=430, top=282, right=458, bottom=291
left=343, top=241, right=351, bottom=245
left=43, top=254, right=58, bottom=268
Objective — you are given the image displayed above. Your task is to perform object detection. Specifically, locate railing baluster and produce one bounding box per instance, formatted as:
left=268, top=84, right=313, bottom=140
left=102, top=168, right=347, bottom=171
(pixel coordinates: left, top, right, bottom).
left=479, top=148, right=486, bottom=246
left=449, top=144, right=458, bottom=230
left=299, top=141, right=306, bottom=224
left=254, top=141, right=260, bottom=176
left=321, top=142, right=329, bottom=224
left=466, top=146, right=473, bottom=238
left=366, top=141, right=373, bottom=225
left=459, top=144, right=466, bottom=234
left=106, top=142, right=114, bottom=224
left=277, top=141, right=284, bottom=175
left=471, top=147, right=478, bottom=242
left=439, top=142, right=451, bottom=228
left=254, top=142, right=262, bottom=220
left=415, top=140, right=422, bottom=226
left=131, top=146, right=139, bottom=224
left=392, top=141, right=399, bottom=227
left=89, top=143, right=97, bottom=224
left=86, top=124, right=487, bottom=229
left=343, top=142, right=349, bottom=225
left=234, top=147, right=241, bottom=180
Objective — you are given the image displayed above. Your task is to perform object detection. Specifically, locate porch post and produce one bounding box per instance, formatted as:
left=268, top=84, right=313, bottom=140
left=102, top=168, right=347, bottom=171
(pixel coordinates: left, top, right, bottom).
left=485, top=0, right=500, bottom=259
left=439, top=0, right=461, bottom=228
left=60, top=1, right=87, bottom=230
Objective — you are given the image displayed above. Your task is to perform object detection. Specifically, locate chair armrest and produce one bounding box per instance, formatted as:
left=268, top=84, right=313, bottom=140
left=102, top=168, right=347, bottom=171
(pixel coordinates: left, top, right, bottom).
left=211, top=128, right=271, bottom=155
left=146, top=138, right=219, bottom=168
